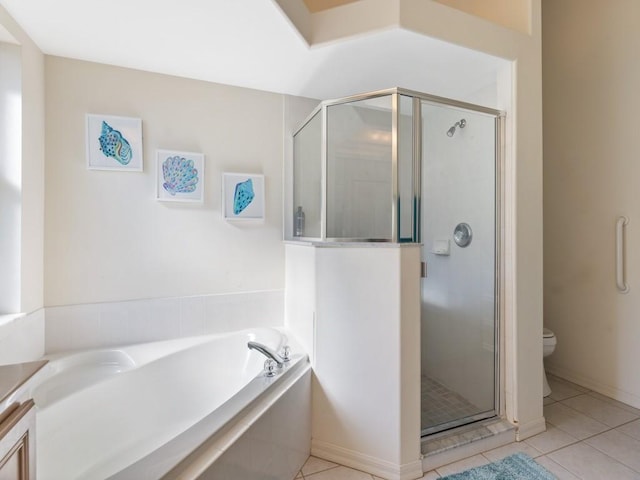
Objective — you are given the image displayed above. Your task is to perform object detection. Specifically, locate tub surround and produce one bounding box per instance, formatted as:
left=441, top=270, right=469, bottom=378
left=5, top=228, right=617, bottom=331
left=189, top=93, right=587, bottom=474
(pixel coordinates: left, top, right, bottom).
left=44, top=290, right=284, bottom=353
left=145, top=357, right=310, bottom=480
left=0, top=312, right=310, bottom=479
left=0, top=290, right=284, bottom=364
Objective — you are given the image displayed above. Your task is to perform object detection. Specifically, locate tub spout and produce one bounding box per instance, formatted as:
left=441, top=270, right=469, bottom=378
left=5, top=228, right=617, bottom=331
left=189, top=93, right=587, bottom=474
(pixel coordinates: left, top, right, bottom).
left=248, top=341, right=285, bottom=368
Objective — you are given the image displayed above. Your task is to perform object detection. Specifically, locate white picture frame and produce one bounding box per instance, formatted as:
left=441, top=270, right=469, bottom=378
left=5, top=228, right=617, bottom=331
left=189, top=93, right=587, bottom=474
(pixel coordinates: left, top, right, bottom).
left=86, top=114, right=143, bottom=171
left=156, top=150, right=205, bottom=203
left=222, top=173, right=265, bottom=220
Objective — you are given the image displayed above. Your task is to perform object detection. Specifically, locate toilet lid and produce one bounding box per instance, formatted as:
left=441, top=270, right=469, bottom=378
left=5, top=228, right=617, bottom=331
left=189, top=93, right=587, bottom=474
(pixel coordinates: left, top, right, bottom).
left=543, top=328, right=554, bottom=338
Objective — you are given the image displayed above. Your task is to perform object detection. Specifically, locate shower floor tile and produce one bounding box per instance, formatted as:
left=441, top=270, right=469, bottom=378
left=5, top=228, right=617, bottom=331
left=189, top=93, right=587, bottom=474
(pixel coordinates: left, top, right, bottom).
left=422, top=375, right=481, bottom=433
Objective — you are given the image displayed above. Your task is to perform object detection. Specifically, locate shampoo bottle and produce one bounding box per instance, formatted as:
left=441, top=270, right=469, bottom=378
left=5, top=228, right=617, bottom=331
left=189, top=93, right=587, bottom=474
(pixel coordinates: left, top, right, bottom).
left=294, top=206, right=305, bottom=237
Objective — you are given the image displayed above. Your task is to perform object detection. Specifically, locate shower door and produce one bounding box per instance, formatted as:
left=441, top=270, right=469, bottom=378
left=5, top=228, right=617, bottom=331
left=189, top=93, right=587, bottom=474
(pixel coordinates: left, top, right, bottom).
left=420, top=102, right=499, bottom=436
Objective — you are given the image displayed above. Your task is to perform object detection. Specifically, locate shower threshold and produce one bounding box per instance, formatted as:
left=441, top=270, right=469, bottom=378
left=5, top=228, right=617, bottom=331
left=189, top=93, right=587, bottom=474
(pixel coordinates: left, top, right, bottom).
left=421, top=417, right=515, bottom=472
left=422, top=411, right=496, bottom=437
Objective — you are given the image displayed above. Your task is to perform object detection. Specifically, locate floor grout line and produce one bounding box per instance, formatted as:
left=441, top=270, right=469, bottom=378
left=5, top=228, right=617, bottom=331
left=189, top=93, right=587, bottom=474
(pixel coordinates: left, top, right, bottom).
left=527, top=436, right=582, bottom=456
left=547, top=406, right=640, bottom=438
left=579, top=429, right=640, bottom=475
left=541, top=386, right=640, bottom=478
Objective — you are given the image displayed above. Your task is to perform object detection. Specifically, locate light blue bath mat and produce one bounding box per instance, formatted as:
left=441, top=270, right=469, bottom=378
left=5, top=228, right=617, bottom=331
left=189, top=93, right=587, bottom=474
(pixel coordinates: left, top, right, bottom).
left=441, top=453, right=556, bottom=480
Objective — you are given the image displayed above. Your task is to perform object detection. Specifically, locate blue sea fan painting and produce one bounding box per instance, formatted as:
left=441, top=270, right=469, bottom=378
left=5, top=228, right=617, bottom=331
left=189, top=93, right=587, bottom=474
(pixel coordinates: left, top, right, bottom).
left=233, top=179, right=255, bottom=214
left=98, top=121, right=132, bottom=165
left=162, top=155, right=199, bottom=195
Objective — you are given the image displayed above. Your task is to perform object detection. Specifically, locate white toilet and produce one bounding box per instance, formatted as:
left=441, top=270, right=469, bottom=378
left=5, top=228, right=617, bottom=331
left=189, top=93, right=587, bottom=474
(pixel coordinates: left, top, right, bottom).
left=543, top=328, right=557, bottom=397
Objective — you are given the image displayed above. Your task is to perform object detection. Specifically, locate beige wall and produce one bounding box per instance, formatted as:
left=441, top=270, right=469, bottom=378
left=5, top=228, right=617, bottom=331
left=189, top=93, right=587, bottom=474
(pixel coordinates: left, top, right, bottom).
left=0, top=6, right=45, bottom=314
left=543, top=0, right=640, bottom=407
left=45, top=57, right=287, bottom=306
left=433, top=0, right=531, bottom=34
left=303, top=0, right=359, bottom=13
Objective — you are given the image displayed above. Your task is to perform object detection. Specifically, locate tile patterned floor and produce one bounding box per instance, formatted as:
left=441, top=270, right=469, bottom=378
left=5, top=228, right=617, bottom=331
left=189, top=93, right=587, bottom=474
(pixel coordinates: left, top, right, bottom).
left=421, top=375, right=481, bottom=433
left=295, top=375, right=640, bottom=479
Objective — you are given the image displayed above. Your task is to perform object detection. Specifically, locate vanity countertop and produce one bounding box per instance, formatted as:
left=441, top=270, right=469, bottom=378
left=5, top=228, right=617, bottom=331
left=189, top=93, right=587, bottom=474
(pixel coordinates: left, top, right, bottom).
left=0, top=360, right=47, bottom=408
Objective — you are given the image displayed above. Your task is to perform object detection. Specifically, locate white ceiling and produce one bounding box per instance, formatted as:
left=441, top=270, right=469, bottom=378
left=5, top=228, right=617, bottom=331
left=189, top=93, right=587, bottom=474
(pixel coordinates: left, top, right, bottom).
left=0, top=0, right=507, bottom=102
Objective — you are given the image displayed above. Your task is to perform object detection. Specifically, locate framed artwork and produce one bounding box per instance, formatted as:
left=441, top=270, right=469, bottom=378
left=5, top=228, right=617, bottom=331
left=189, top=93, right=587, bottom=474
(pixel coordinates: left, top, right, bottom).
left=222, top=173, right=265, bottom=220
left=156, top=150, right=205, bottom=203
left=86, top=114, right=143, bottom=171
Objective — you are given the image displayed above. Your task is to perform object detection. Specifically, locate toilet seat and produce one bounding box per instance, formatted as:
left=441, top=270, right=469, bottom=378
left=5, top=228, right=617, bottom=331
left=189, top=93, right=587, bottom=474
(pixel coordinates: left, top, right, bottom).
left=543, top=328, right=554, bottom=338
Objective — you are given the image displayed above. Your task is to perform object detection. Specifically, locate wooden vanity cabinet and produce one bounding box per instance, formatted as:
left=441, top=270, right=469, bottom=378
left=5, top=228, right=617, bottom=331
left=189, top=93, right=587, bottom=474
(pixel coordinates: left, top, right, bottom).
left=0, top=400, right=35, bottom=480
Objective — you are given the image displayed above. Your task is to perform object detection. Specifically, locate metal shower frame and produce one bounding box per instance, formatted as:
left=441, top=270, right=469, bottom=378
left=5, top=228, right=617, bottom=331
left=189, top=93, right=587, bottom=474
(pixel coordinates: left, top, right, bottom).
left=293, top=87, right=505, bottom=244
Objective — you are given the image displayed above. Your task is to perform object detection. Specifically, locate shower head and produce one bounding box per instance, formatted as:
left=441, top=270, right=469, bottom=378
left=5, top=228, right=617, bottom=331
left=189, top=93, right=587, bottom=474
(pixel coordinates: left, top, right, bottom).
left=446, top=118, right=467, bottom=137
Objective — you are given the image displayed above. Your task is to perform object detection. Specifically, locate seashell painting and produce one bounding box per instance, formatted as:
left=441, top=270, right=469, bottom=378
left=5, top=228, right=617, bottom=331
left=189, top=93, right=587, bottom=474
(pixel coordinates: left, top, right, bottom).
left=233, top=179, right=255, bottom=214
left=156, top=150, right=204, bottom=202
left=223, top=173, right=264, bottom=220
left=162, top=155, right=199, bottom=195
left=98, top=121, right=133, bottom=165
left=87, top=115, right=142, bottom=171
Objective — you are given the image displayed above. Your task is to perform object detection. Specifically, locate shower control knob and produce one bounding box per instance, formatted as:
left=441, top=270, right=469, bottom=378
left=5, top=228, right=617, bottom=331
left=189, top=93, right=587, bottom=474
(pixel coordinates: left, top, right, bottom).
left=264, top=359, right=278, bottom=377
left=453, top=223, right=473, bottom=248
left=280, top=345, right=291, bottom=362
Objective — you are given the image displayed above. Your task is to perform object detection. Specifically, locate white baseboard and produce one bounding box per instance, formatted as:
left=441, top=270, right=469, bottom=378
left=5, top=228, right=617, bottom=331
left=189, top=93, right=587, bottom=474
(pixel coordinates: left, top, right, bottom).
left=515, top=416, right=546, bottom=441
left=311, top=440, right=423, bottom=480
left=546, top=364, right=640, bottom=410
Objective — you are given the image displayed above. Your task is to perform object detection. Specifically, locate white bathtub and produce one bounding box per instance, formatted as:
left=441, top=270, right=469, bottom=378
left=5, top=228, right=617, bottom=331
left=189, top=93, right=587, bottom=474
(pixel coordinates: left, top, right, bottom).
left=24, top=328, right=310, bottom=480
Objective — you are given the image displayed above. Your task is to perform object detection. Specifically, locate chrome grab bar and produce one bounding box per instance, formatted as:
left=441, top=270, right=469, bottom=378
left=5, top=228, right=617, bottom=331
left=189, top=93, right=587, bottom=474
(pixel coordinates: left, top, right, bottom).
left=616, top=216, right=630, bottom=294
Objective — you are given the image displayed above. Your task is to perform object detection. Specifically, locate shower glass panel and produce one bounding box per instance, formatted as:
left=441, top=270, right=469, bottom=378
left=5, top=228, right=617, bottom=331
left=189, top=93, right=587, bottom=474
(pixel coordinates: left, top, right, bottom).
left=290, top=89, right=420, bottom=243
left=398, top=95, right=417, bottom=242
left=420, top=102, right=498, bottom=436
left=293, top=110, right=323, bottom=238
left=326, top=96, right=393, bottom=240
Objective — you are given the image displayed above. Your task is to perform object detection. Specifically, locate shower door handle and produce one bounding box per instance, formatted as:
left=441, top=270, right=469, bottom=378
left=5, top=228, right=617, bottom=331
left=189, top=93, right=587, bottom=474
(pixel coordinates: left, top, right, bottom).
left=421, top=262, right=427, bottom=278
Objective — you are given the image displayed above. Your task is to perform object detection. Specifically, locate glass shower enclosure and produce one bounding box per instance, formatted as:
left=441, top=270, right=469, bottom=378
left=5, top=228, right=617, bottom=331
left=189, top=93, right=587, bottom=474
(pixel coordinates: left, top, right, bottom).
left=292, top=93, right=417, bottom=242
left=291, top=88, right=503, bottom=437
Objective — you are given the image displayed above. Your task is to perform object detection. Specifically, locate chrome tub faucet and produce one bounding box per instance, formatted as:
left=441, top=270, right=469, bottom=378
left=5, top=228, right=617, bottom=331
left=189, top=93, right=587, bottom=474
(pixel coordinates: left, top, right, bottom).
left=247, top=341, right=291, bottom=376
